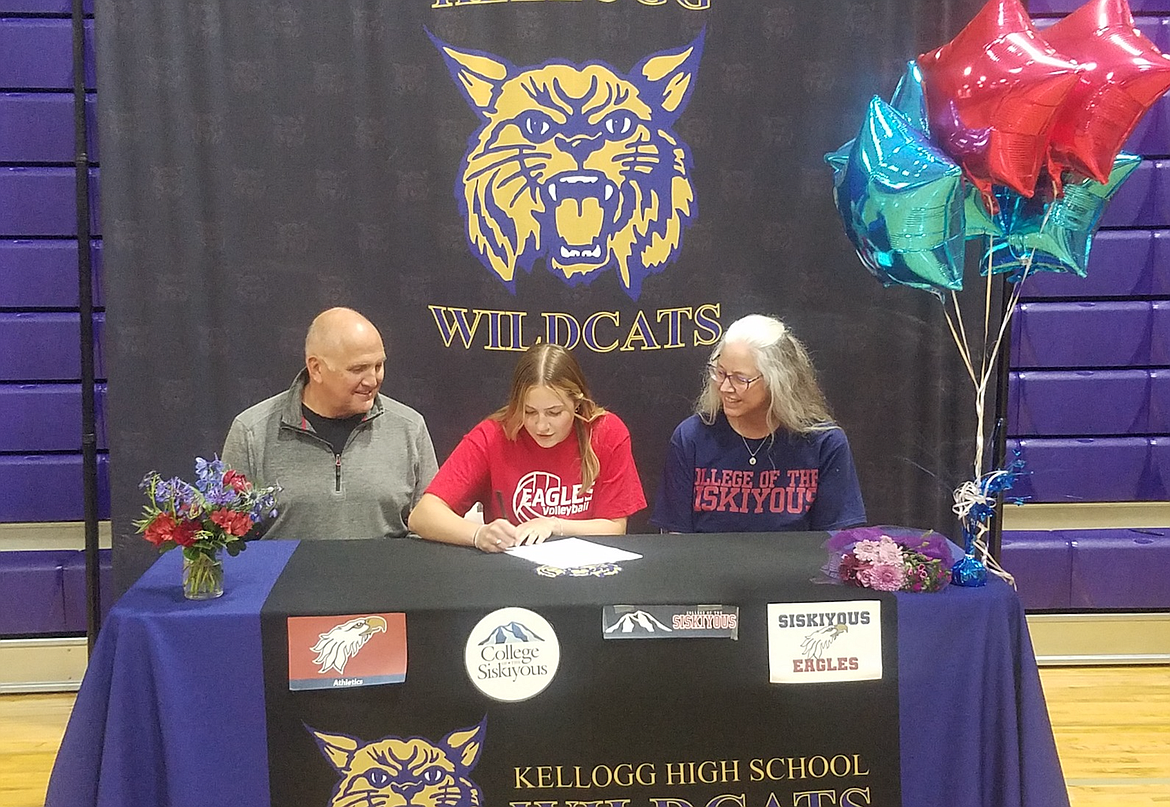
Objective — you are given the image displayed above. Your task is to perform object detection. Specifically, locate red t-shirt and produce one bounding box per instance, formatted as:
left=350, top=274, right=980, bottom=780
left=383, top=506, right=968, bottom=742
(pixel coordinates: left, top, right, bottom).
left=426, top=412, right=646, bottom=524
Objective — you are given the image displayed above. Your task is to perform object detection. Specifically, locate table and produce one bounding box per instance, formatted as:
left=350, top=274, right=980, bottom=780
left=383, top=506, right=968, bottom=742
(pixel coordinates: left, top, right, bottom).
left=45, top=534, right=1069, bottom=807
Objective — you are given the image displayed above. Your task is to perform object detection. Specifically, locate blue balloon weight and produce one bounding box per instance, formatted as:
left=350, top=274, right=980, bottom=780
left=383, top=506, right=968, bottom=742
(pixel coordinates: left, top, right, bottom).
left=827, top=96, right=966, bottom=295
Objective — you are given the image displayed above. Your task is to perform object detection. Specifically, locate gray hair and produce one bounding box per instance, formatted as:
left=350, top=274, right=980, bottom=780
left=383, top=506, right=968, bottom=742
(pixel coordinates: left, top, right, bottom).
left=696, top=314, right=836, bottom=435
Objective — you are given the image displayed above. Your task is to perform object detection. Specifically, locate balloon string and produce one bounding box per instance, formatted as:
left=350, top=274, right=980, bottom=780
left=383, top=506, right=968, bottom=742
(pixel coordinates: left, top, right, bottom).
left=943, top=300, right=978, bottom=387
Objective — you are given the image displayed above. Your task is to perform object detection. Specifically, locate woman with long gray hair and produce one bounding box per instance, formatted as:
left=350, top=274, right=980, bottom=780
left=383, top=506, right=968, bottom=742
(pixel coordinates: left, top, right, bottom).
left=652, top=314, right=865, bottom=533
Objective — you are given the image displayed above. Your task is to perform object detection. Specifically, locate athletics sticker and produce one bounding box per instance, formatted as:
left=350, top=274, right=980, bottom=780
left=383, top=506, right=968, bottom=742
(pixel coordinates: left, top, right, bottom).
left=465, top=607, right=560, bottom=702
left=766, top=601, right=882, bottom=684
left=287, top=613, right=407, bottom=691
left=602, top=605, right=739, bottom=640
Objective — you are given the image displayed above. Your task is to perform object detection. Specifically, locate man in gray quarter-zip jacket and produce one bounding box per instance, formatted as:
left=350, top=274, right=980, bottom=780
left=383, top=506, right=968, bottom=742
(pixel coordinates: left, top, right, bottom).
left=221, top=307, right=439, bottom=540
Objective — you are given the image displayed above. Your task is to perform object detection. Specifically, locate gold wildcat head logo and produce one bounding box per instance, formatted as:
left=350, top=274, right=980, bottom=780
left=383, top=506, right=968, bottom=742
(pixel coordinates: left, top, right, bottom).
left=431, top=31, right=704, bottom=300
left=310, top=720, right=485, bottom=807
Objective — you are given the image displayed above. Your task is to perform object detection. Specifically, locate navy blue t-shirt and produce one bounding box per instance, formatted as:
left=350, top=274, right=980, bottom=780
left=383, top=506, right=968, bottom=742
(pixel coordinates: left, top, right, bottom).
left=651, top=413, right=866, bottom=533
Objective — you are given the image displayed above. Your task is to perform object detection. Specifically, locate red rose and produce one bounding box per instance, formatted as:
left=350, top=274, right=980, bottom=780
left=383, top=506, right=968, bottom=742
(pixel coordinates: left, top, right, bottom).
left=172, top=519, right=200, bottom=547
left=143, top=513, right=177, bottom=546
left=210, top=509, right=253, bottom=537
left=223, top=470, right=251, bottom=492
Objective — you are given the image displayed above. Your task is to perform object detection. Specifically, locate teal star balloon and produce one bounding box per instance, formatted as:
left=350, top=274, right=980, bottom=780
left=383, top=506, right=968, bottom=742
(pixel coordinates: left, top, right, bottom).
left=827, top=96, right=965, bottom=295
left=980, top=153, right=1141, bottom=281
left=890, top=60, right=930, bottom=135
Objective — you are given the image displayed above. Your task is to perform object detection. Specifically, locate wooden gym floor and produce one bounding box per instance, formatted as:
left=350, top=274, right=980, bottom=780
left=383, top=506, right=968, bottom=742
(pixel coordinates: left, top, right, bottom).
left=0, top=666, right=1168, bottom=807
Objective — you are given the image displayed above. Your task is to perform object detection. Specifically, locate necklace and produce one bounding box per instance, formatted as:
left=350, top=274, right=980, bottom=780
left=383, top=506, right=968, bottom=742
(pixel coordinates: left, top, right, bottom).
left=742, top=435, right=766, bottom=466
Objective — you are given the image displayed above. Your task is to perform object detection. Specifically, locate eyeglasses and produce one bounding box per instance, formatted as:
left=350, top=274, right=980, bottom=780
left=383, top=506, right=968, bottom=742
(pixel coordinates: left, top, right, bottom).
left=707, top=363, right=761, bottom=392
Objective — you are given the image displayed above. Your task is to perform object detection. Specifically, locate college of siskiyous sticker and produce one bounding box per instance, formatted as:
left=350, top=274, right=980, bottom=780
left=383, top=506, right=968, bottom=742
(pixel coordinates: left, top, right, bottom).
left=464, top=607, right=560, bottom=702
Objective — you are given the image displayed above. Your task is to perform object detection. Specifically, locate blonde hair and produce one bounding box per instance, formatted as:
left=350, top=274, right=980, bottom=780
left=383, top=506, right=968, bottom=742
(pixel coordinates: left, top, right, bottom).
left=492, top=343, right=608, bottom=491
left=697, top=314, right=836, bottom=435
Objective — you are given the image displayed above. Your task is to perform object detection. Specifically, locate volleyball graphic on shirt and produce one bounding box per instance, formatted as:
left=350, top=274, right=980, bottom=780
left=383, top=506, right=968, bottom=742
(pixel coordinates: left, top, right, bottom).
left=512, top=471, right=594, bottom=521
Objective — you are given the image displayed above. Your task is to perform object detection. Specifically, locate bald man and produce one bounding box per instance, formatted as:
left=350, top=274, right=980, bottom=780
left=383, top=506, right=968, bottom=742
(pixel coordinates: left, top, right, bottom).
left=222, top=308, right=438, bottom=540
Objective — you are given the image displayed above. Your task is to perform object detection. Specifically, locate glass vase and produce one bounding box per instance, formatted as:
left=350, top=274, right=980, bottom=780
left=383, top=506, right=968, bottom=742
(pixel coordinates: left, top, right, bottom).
left=182, top=548, right=224, bottom=600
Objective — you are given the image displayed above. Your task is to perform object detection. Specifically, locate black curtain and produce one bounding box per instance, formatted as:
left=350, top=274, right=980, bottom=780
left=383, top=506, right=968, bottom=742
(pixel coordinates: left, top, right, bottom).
left=97, top=0, right=990, bottom=593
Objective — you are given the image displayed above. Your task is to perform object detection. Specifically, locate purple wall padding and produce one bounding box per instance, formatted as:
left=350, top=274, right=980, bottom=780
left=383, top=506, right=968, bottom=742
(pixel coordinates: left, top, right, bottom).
left=0, top=384, right=107, bottom=451
left=0, top=18, right=95, bottom=90
left=1019, top=230, right=1166, bottom=298
left=1007, top=437, right=1160, bottom=502
left=1009, top=370, right=1151, bottom=436
left=0, top=454, right=109, bottom=521
left=0, top=550, right=72, bottom=634
left=0, top=167, right=101, bottom=237
left=1029, top=0, right=1170, bottom=14
left=1011, top=301, right=1154, bottom=368
left=1125, top=94, right=1169, bottom=157
left=0, top=93, right=98, bottom=162
left=0, top=312, right=105, bottom=380
left=1102, top=160, right=1169, bottom=227
left=998, top=530, right=1072, bottom=609
left=1068, top=528, right=1170, bottom=608
left=60, top=548, right=112, bottom=631
left=0, top=240, right=103, bottom=307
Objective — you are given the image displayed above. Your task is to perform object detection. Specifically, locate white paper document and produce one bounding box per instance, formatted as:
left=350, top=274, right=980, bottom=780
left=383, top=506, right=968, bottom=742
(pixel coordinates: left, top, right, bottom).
left=507, top=537, right=642, bottom=568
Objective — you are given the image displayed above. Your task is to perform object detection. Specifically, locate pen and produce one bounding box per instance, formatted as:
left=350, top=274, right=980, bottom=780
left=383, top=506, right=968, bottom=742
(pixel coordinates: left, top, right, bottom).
left=494, top=490, right=511, bottom=525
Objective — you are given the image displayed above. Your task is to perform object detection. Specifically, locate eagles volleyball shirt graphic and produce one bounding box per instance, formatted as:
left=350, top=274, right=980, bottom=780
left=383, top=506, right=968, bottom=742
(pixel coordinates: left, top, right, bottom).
left=287, top=613, right=407, bottom=691
left=431, top=30, right=704, bottom=300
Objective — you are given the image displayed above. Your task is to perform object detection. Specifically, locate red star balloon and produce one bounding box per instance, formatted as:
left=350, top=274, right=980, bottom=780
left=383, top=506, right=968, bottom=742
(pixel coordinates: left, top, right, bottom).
left=1042, top=0, right=1170, bottom=185
left=918, top=0, right=1082, bottom=200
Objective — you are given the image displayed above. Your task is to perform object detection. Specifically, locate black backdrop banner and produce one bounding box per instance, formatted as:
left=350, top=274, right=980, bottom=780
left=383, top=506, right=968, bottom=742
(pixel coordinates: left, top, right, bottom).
left=96, top=0, right=989, bottom=592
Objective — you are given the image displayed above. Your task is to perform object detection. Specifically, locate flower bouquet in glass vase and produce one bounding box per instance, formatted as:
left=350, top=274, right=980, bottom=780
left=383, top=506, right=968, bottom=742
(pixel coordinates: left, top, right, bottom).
left=136, top=457, right=279, bottom=600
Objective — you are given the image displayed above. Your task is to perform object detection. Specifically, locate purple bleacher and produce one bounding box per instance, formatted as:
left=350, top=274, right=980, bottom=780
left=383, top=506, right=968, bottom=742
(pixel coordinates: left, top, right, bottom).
left=1029, top=0, right=1170, bottom=12
left=0, top=18, right=95, bottom=90
left=1153, top=300, right=1170, bottom=364
left=0, top=167, right=101, bottom=237
left=1101, top=159, right=1169, bottom=227
left=0, top=384, right=107, bottom=451
left=0, top=0, right=93, bottom=11
left=0, top=454, right=109, bottom=521
left=1007, top=437, right=1159, bottom=502
left=1009, top=370, right=1151, bottom=436
left=60, top=548, right=112, bottom=631
left=0, top=550, right=73, bottom=634
left=1152, top=436, right=1170, bottom=495
left=1011, top=301, right=1154, bottom=367
left=1018, top=230, right=1159, bottom=298
left=998, top=530, right=1072, bottom=609
left=0, top=312, right=106, bottom=380
left=1068, top=528, right=1170, bottom=608
left=1155, top=231, right=1170, bottom=294
left=0, top=240, right=103, bottom=307
left=0, top=93, right=98, bottom=162
left=1152, top=371, right=1170, bottom=432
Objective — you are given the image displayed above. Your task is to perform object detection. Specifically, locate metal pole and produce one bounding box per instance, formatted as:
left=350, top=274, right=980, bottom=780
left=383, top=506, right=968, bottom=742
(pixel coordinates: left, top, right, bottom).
left=989, top=273, right=1015, bottom=561
left=72, top=0, right=102, bottom=652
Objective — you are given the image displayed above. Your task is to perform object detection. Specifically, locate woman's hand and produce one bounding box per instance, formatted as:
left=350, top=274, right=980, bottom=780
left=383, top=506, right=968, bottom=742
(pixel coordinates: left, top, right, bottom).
left=512, top=517, right=561, bottom=546
left=473, top=518, right=519, bottom=553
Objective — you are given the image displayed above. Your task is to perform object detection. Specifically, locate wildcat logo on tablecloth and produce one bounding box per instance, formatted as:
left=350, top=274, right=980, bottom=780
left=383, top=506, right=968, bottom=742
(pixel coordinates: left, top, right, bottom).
left=287, top=613, right=407, bottom=691
left=602, top=604, right=739, bottom=639
left=464, top=607, right=560, bottom=702
left=308, top=719, right=486, bottom=807
left=766, top=601, right=882, bottom=684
